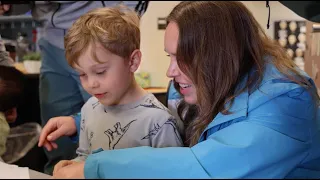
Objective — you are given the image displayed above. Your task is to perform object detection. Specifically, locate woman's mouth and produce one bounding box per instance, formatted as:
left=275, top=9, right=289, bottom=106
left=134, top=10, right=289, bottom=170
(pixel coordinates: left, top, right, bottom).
left=179, top=83, right=191, bottom=89
left=179, top=83, right=192, bottom=95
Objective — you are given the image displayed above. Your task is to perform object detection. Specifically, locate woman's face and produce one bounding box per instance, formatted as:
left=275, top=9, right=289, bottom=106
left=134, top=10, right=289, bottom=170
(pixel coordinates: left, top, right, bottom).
left=164, top=22, right=197, bottom=104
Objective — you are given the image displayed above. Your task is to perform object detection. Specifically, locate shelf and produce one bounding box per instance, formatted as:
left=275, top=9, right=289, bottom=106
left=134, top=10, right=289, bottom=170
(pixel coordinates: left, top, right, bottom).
left=0, top=15, right=33, bottom=21
left=0, top=15, right=45, bottom=22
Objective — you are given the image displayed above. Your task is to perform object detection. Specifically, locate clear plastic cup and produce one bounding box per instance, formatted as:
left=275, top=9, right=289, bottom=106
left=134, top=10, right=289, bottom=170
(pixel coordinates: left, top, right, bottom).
left=1, top=122, right=42, bottom=164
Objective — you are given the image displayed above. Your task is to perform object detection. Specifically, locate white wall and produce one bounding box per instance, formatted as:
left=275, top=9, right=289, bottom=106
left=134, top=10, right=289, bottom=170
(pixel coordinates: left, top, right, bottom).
left=139, top=1, right=307, bottom=88
left=139, top=1, right=181, bottom=87
left=241, top=1, right=306, bottom=38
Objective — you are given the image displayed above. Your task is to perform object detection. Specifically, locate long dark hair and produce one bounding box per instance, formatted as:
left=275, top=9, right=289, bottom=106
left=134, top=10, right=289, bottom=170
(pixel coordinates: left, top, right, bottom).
left=167, top=1, right=319, bottom=146
left=0, top=65, right=25, bottom=112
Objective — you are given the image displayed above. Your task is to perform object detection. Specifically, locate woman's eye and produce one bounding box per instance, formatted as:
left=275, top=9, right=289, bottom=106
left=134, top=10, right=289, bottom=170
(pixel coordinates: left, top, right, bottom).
left=166, top=54, right=170, bottom=57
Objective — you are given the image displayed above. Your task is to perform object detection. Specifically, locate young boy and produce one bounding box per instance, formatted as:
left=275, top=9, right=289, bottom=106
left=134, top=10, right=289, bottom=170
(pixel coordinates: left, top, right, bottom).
left=50, top=6, right=184, bottom=173
left=0, top=65, right=25, bottom=161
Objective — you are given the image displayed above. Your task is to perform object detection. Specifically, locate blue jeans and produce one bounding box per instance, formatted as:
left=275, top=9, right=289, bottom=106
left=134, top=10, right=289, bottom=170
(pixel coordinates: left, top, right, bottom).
left=38, top=38, right=90, bottom=175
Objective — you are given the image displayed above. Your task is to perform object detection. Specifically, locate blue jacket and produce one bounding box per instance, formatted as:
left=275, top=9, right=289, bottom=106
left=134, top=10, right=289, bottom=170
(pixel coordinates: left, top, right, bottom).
left=79, top=61, right=320, bottom=178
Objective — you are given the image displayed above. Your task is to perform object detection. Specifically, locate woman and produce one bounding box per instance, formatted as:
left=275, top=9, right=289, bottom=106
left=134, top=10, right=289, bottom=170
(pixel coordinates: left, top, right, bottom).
left=40, top=1, right=320, bottom=178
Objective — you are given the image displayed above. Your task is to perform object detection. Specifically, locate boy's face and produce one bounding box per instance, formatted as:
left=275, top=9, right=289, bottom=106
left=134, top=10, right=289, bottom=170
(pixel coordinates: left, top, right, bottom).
left=75, top=43, right=140, bottom=106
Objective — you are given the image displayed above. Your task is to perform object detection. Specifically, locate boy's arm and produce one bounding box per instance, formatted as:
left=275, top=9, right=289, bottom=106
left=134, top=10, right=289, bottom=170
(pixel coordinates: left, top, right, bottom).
left=150, top=115, right=184, bottom=148
left=69, top=112, right=81, bottom=143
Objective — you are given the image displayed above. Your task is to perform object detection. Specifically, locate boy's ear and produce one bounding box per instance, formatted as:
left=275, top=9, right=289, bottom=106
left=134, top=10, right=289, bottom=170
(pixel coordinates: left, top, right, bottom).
left=5, top=107, right=17, bottom=123
left=129, top=49, right=142, bottom=73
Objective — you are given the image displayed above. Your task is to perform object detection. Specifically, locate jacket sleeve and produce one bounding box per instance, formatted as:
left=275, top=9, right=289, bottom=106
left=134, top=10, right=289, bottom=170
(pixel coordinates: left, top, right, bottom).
left=83, top=87, right=316, bottom=178
left=69, top=112, right=81, bottom=143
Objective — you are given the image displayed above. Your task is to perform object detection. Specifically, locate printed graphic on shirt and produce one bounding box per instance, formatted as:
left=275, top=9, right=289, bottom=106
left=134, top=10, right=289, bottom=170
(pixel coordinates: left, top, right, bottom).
left=104, top=119, right=137, bottom=150
left=141, top=117, right=182, bottom=143
left=137, top=97, right=166, bottom=110
left=89, top=131, right=94, bottom=148
left=92, top=101, right=100, bottom=109
left=141, top=123, right=161, bottom=140
left=80, top=118, right=85, bottom=131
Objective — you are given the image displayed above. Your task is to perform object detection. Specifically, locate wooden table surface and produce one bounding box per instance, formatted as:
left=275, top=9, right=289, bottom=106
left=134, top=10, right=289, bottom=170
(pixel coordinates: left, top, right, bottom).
left=29, top=169, right=51, bottom=179
left=14, top=63, right=28, bottom=74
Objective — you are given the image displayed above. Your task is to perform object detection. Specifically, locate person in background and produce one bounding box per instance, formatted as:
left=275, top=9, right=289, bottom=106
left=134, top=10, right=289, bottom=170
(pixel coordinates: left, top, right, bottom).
left=39, top=1, right=320, bottom=178
left=0, top=65, right=25, bottom=162
left=49, top=6, right=183, bottom=176
left=0, top=35, right=14, bottom=66
left=0, top=1, right=149, bottom=175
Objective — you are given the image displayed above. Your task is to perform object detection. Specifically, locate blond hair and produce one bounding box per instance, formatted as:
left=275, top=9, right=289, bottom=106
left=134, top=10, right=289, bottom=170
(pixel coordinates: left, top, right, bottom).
left=65, top=5, right=140, bottom=67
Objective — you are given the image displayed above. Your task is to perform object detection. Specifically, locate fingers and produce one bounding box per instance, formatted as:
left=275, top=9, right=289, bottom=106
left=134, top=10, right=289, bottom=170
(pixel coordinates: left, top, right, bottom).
left=38, top=119, right=57, bottom=147
left=46, top=126, right=67, bottom=142
left=39, top=116, right=77, bottom=148
left=43, top=141, right=52, bottom=151
left=51, top=141, right=58, bottom=149
left=42, top=140, right=58, bottom=151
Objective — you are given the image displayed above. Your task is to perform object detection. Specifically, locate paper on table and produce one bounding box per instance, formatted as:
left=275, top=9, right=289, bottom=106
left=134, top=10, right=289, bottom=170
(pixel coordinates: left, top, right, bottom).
left=0, top=161, right=30, bottom=179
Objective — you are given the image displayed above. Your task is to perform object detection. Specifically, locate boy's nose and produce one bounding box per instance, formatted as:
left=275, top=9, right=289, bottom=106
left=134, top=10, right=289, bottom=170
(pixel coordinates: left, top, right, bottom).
left=88, top=77, right=99, bottom=89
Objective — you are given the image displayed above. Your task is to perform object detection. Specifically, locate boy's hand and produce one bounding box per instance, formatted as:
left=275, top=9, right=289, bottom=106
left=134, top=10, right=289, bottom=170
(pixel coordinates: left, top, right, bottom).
left=53, top=160, right=75, bottom=176
left=53, top=161, right=85, bottom=179
left=38, top=116, right=77, bottom=151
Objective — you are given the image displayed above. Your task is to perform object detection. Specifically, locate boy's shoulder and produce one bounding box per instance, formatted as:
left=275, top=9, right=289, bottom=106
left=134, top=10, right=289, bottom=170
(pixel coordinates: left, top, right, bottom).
left=139, top=93, right=169, bottom=110
left=137, top=93, right=171, bottom=115
left=136, top=93, right=179, bottom=124
left=81, top=96, right=101, bottom=112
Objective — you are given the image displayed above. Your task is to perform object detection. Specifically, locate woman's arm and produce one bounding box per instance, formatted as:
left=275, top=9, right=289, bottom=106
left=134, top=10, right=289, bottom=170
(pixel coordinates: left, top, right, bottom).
left=84, top=87, right=318, bottom=178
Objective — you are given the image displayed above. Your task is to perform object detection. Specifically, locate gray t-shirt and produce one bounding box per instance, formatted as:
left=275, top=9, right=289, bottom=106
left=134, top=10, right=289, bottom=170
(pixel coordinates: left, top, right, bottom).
left=75, top=93, right=184, bottom=161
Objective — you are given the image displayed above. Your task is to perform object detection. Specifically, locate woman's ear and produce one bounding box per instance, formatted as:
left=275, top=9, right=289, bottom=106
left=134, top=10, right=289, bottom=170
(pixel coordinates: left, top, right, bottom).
left=129, top=49, right=142, bottom=73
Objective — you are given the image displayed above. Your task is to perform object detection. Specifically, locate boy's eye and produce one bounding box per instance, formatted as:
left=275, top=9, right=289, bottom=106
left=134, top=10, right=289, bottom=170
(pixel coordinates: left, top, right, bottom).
left=166, top=54, right=170, bottom=57
left=96, top=70, right=106, bottom=75
left=79, top=73, right=86, bottom=77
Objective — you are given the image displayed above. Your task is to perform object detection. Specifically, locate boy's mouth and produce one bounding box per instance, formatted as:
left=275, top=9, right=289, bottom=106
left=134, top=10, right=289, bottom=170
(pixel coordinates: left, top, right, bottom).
left=94, top=93, right=107, bottom=99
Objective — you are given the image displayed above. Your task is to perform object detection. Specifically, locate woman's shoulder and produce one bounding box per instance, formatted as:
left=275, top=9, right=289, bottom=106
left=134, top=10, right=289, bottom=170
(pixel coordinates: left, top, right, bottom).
left=249, top=59, right=317, bottom=107
left=245, top=62, right=318, bottom=142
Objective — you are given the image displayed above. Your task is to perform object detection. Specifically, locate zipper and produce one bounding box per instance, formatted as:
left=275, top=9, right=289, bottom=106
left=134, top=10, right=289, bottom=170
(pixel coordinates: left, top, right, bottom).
left=101, top=1, right=105, bottom=7
left=51, top=3, right=61, bottom=28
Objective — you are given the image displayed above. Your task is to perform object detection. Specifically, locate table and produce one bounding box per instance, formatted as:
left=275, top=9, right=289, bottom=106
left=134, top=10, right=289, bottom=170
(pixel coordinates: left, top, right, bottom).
left=29, top=169, right=51, bottom=179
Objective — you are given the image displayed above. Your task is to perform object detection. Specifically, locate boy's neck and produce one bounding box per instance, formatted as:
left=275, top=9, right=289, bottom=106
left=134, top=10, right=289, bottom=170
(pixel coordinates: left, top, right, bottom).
left=113, top=79, right=148, bottom=106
